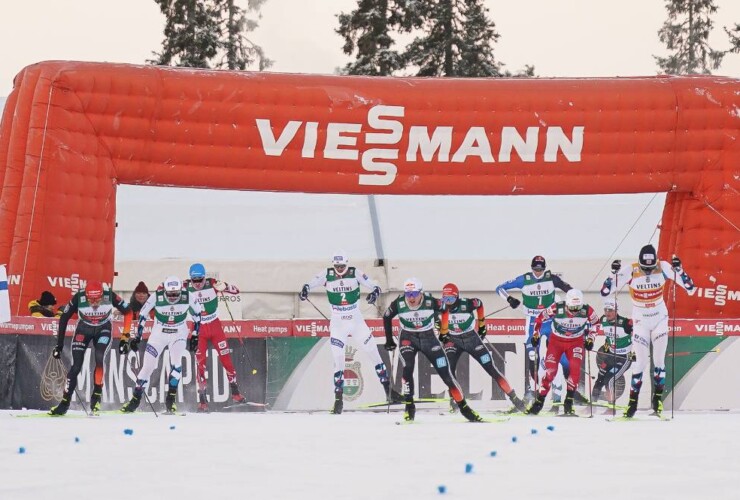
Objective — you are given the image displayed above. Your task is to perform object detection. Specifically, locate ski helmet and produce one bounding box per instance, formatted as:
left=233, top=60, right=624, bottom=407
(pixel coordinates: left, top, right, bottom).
left=163, top=276, right=183, bottom=304
left=403, top=277, right=423, bottom=297
left=565, top=289, right=584, bottom=312
left=638, top=244, right=657, bottom=273
left=531, top=255, right=546, bottom=272
left=85, top=280, right=104, bottom=305
left=603, top=297, right=617, bottom=311
left=441, top=283, right=459, bottom=305
left=189, top=263, right=206, bottom=279
left=332, top=250, right=349, bottom=276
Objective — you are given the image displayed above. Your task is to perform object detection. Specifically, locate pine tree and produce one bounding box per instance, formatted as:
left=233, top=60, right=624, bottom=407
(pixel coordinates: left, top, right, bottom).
left=336, top=0, right=411, bottom=75
left=150, top=0, right=221, bottom=68
left=403, top=0, right=518, bottom=77
left=726, top=23, right=740, bottom=53
left=217, top=0, right=272, bottom=70
left=457, top=0, right=503, bottom=77
left=150, top=0, right=271, bottom=70
left=655, top=0, right=725, bottom=74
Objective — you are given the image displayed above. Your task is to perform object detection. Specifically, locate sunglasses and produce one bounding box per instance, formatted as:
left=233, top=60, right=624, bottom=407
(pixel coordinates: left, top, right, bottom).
left=404, top=291, right=421, bottom=299
left=441, top=295, right=457, bottom=304
left=192, top=277, right=205, bottom=282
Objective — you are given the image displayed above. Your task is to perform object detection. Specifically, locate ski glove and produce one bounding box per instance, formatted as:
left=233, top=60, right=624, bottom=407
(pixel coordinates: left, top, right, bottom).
left=628, top=351, right=637, bottom=362
left=52, top=346, right=62, bottom=359
left=531, top=331, right=541, bottom=349
left=130, top=337, right=141, bottom=352
left=507, top=296, right=521, bottom=309
left=611, top=260, right=621, bottom=273
left=188, top=334, right=199, bottom=353
left=118, top=338, right=130, bottom=355
left=299, top=284, right=309, bottom=301
left=478, top=323, right=487, bottom=339
left=671, top=255, right=682, bottom=271
left=384, top=338, right=397, bottom=351
left=584, top=336, right=594, bottom=351
left=366, top=286, right=381, bottom=305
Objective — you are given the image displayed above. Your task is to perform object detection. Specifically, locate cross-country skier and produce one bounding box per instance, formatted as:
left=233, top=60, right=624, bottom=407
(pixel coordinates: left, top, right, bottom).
left=383, top=278, right=483, bottom=422
left=495, top=256, right=573, bottom=408
left=601, top=244, right=694, bottom=417
left=49, top=281, right=132, bottom=416
left=591, top=298, right=633, bottom=403
left=120, top=276, right=203, bottom=414
left=298, top=250, right=394, bottom=414
left=184, top=263, right=246, bottom=412
left=527, top=289, right=599, bottom=416
left=438, top=283, right=526, bottom=413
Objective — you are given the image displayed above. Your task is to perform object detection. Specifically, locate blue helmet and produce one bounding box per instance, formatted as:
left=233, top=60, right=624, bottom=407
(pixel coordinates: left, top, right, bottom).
left=189, top=263, right=206, bottom=279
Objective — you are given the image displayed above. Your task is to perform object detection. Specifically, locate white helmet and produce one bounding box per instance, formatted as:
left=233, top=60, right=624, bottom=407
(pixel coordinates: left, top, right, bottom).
left=403, top=277, right=423, bottom=295
left=603, top=297, right=617, bottom=311
left=163, top=276, right=183, bottom=304
left=565, top=289, right=584, bottom=311
left=332, top=250, right=349, bottom=276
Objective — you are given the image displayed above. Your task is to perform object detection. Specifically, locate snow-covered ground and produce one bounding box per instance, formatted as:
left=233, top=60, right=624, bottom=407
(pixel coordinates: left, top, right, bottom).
left=1, top=407, right=737, bottom=500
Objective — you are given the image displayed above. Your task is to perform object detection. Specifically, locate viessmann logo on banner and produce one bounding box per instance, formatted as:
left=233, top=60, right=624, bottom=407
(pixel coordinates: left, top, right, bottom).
left=256, top=104, right=585, bottom=186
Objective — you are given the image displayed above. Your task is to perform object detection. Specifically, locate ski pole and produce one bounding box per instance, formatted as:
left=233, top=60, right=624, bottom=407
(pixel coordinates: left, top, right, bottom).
left=386, top=349, right=396, bottom=415
left=484, top=305, right=509, bottom=319
left=306, top=297, right=330, bottom=321
left=59, top=359, right=90, bottom=416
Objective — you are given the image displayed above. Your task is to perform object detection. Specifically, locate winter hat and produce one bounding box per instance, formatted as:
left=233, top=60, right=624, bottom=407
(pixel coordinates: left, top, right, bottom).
left=39, top=291, right=57, bottom=306
left=134, top=281, right=149, bottom=294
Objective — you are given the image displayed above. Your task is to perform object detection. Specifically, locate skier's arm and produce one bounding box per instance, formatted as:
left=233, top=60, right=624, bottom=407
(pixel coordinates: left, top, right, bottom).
left=495, top=275, right=525, bottom=299
left=305, top=272, right=327, bottom=291
left=189, top=297, right=203, bottom=335
left=661, top=260, right=694, bottom=292
left=136, top=294, right=157, bottom=337
left=472, top=298, right=486, bottom=334
left=213, top=277, right=240, bottom=294
left=112, top=293, right=133, bottom=338
left=601, top=266, right=630, bottom=297
left=56, top=294, right=80, bottom=350
left=382, top=299, right=399, bottom=343
left=552, top=275, right=572, bottom=293
left=533, top=304, right=555, bottom=335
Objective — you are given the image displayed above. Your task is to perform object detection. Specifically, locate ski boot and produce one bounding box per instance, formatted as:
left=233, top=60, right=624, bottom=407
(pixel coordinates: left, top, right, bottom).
left=165, top=387, right=177, bottom=414
left=49, top=394, right=71, bottom=416
left=121, top=388, right=143, bottom=413
left=404, top=398, right=416, bottom=422
left=652, top=391, right=663, bottom=416
left=90, top=385, right=103, bottom=415
left=508, top=392, right=527, bottom=413
left=458, top=400, right=483, bottom=422
left=230, top=382, right=247, bottom=405
left=547, top=401, right=560, bottom=415
left=197, top=391, right=209, bottom=413
left=527, top=393, right=545, bottom=415
left=449, top=396, right=458, bottom=414
left=623, top=393, right=638, bottom=418
left=562, top=390, right=576, bottom=416
left=331, top=392, right=343, bottom=415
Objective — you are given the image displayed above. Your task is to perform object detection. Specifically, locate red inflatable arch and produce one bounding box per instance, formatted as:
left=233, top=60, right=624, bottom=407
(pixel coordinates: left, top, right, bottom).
left=0, top=61, right=738, bottom=318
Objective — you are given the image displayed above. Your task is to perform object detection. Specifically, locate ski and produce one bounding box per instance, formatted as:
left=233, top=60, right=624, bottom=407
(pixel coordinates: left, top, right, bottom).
left=13, top=412, right=88, bottom=419
left=221, top=401, right=270, bottom=410
left=361, top=398, right=446, bottom=409
left=606, top=414, right=671, bottom=422
left=395, top=416, right=510, bottom=425
left=553, top=401, right=627, bottom=411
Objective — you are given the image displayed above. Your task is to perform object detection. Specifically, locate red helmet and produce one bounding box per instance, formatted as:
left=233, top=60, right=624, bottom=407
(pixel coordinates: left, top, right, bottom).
left=85, top=280, right=104, bottom=304
left=441, top=283, right=459, bottom=304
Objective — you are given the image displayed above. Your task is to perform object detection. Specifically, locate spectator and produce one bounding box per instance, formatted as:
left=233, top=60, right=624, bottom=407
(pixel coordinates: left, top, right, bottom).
left=28, top=291, right=62, bottom=318
left=128, top=281, right=150, bottom=320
